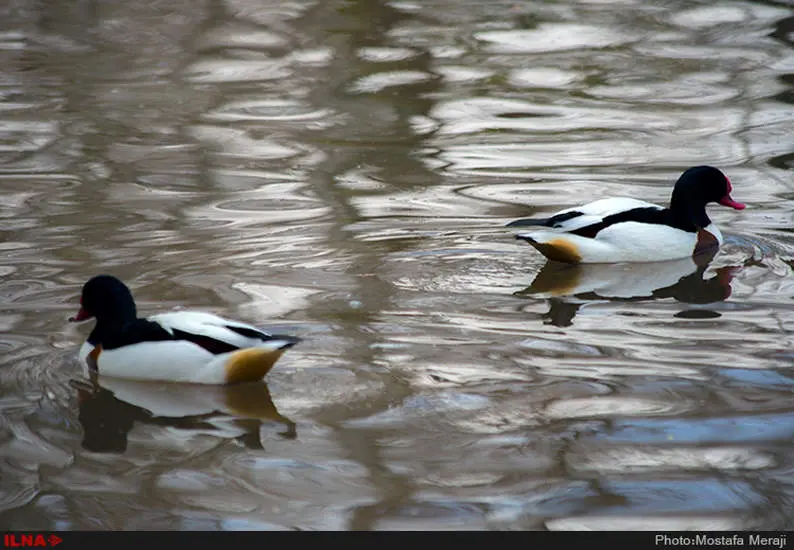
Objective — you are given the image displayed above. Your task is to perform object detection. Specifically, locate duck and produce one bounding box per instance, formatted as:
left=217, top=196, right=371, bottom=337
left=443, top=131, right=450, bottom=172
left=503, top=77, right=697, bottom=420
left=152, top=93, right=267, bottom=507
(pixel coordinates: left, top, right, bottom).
left=506, top=166, right=745, bottom=264
left=69, top=275, right=301, bottom=385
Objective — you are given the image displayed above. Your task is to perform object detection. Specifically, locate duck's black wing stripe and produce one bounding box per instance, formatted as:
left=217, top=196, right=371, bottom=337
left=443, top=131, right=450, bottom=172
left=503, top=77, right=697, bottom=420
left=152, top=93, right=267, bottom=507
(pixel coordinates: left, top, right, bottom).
left=225, top=325, right=270, bottom=340
left=172, top=329, right=239, bottom=355
left=226, top=325, right=301, bottom=347
left=507, top=210, right=584, bottom=228
left=571, top=207, right=680, bottom=239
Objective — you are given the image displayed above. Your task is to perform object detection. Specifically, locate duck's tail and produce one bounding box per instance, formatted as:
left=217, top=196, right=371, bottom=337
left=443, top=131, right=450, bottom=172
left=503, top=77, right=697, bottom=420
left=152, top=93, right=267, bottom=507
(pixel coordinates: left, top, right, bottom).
left=515, top=232, right=584, bottom=264
left=264, top=334, right=302, bottom=350
left=219, top=334, right=301, bottom=384
left=221, top=347, right=289, bottom=384
left=506, top=217, right=553, bottom=228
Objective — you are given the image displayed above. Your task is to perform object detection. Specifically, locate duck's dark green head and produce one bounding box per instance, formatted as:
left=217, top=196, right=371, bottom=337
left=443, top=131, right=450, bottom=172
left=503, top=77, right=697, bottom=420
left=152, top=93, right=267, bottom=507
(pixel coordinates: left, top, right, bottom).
left=70, top=274, right=137, bottom=325
left=671, top=166, right=745, bottom=211
left=669, top=166, right=745, bottom=228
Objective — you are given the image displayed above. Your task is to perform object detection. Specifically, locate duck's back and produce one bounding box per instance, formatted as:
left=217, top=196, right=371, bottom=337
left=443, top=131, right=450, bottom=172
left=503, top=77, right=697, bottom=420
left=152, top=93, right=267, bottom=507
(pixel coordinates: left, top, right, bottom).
left=147, top=311, right=275, bottom=349
left=537, top=197, right=663, bottom=234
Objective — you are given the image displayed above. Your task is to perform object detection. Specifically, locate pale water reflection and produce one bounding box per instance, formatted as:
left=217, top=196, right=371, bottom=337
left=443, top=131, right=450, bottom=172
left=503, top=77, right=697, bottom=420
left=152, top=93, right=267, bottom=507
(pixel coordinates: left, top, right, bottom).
left=74, top=379, right=296, bottom=454
left=1, top=0, right=794, bottom=532
left=514, top=250, right=743, bottom=326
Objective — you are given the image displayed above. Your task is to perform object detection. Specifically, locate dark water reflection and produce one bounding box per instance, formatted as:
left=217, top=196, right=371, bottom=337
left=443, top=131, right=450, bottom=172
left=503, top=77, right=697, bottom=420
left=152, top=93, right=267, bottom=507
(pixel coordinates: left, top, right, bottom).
left=2, top=0, right=794, bottom=531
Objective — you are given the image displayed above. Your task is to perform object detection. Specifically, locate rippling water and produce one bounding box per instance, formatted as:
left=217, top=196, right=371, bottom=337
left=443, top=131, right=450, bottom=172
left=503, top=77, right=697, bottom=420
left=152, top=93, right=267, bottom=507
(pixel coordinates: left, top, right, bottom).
left=2, top=0, right=794, bottom=531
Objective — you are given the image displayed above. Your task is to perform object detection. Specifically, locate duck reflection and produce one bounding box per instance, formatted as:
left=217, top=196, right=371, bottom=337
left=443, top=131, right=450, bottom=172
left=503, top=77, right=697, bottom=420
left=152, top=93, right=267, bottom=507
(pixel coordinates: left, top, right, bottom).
left=515, top=250, right=741, bottom=327
left=72, top=377, right=296, bottom=454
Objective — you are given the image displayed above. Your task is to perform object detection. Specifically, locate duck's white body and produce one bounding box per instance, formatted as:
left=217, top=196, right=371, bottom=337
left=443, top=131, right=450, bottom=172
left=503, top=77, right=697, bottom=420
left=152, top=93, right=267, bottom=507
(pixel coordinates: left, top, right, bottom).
left=510, top=197, right=724, bottom=264
left=78, top=311, right=298, bottom=385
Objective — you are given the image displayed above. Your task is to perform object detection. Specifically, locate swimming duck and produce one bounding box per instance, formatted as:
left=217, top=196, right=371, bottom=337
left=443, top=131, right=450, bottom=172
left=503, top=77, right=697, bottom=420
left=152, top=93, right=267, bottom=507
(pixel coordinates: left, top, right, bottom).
left=69, top=275, right=301, bottom=385
left=506, top=166, right=745, bottom=264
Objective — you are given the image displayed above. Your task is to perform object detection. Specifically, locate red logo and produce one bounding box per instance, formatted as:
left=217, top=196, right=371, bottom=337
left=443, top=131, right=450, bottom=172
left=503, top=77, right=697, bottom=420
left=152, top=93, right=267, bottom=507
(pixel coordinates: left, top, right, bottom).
left=3, top=535, right=62, bottom=548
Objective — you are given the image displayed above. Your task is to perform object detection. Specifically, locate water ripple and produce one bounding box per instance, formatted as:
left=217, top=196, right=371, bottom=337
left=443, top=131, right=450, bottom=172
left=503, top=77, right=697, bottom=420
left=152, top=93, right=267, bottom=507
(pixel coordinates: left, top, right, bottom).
left=475, top=24, right=635, bottom=54
left=568, top=446, right=775, bottom=474
left=183, top=58, right=291, bottom=83
left=2, top=0, right=794, bottom=532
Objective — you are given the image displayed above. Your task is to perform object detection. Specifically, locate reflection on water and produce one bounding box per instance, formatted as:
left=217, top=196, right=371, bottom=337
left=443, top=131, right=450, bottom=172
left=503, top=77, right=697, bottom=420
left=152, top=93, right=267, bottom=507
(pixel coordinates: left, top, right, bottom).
left=74, top=379, right=295, bottom=454
left=2, top=0, right=794, bottom=531
left=517, top=251, right=740, bottom=327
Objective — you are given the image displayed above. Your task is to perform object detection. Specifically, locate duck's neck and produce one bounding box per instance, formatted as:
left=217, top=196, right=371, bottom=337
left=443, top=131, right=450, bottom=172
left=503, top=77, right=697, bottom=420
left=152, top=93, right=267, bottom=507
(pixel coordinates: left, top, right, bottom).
left=669, top=197, right=711, bottom=231
left=87, top=309, right=138, bottom=345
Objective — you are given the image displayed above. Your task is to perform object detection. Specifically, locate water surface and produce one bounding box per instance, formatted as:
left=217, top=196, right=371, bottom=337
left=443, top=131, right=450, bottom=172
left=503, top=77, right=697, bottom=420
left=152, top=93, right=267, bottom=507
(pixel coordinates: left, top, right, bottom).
left=2, top=0, right=794, bottom=531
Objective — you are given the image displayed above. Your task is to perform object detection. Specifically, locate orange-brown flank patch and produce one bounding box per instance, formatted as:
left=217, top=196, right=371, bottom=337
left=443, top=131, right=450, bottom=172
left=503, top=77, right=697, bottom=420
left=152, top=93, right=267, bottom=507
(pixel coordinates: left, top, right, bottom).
left=223, top=348, right=285, bottom=384
left=87, top=344, right=102, bottom=372
left=695, top=228, right=719, bottom=256
left=532, top=238, right=583, bottom=264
